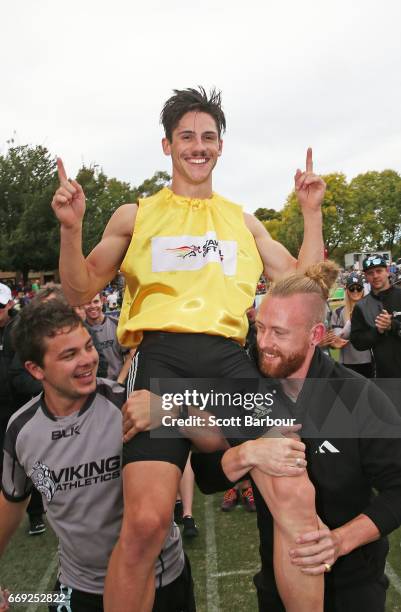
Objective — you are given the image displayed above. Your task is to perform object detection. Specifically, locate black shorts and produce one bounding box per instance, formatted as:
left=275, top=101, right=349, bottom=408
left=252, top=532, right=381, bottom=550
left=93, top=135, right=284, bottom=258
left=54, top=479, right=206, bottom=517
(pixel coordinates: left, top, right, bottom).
left=123, top=332, right=260, bottom=472
left=51, top=554, right=196, bottom=612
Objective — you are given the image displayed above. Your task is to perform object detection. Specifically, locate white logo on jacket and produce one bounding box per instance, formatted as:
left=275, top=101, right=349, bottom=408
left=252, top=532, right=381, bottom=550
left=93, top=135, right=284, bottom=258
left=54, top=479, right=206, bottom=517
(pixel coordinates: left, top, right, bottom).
left=316, top=441, right=340, bottom=454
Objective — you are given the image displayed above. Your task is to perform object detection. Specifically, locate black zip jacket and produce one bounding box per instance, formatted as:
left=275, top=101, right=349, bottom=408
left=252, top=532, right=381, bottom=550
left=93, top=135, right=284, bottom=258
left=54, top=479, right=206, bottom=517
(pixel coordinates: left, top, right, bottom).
left=192, top=349, right=401, bottom=598
left=350, top=285, right=401, bottom=377
left=0, top=312, right=19, bottom=421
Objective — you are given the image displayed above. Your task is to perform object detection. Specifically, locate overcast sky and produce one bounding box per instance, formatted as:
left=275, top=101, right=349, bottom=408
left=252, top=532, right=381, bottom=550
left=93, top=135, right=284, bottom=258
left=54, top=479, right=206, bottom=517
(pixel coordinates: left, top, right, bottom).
left=1, top=0, right=401, bottom=213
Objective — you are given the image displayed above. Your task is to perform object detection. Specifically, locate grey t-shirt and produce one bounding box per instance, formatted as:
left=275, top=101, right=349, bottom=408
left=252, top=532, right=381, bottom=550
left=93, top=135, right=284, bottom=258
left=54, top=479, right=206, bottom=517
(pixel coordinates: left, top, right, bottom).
left=1, top=379, right=184, bottom=594
left=89, top=316, right=126, bottom=380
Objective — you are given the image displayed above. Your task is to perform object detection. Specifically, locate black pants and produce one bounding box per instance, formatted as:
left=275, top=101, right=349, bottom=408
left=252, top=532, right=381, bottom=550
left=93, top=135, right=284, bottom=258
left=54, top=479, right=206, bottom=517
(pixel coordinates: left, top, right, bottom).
left=27, top=487, right=45, bottom=518
left=51, top=554, right=196, bottom=612
left=256, top=574, right=389, bottom=612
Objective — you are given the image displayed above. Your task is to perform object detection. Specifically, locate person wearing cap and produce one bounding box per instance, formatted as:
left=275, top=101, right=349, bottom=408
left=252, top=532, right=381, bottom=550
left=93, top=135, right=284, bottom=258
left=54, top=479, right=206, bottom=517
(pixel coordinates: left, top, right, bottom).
left=350, top=255, right=401, bottom=378
left=330, top=273, right=373, bottom=378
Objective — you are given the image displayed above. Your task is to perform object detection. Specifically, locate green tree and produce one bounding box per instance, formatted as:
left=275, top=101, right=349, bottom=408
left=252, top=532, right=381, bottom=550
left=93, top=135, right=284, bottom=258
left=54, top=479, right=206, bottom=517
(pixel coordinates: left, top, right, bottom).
left=0, top=144, right=171, bottom=278
left=254, top=207, right=282, bottom=222
left=266, top=173, right=356, bottom=262
left=349, top=170, right=401, bottom=252
left=0, top=145, right=59, bottom=281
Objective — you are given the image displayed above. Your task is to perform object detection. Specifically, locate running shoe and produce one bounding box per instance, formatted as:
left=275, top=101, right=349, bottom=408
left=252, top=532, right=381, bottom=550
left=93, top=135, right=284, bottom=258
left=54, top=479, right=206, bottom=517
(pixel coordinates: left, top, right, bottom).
left=174, top=500, right=184, bottom=524
left=221, top=487, right=239, bottom=512
left=29, top=516, right=46, bottom=536
left=241, top=486, right=256, bottom=512
left=182, top=515, right=199, bottom=538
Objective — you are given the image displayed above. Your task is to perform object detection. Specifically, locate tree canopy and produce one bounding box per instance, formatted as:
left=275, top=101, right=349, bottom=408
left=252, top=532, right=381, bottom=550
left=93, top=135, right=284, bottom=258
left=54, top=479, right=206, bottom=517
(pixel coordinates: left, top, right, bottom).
left=260, top=170, right=401, bottom=263
left=0, top=145, right=170, bottom=278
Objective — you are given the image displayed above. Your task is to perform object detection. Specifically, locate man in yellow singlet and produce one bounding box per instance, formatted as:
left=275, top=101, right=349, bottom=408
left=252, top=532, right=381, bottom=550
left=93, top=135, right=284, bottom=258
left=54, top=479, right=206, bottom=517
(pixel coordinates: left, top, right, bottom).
left=51, top=87, right=326, bottom=612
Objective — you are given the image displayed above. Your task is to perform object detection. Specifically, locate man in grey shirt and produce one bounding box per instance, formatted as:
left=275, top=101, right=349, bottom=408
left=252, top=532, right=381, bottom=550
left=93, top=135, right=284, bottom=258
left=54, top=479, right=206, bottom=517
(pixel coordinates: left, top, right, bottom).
left=0, top=300, right=194, bottom=612
left=84, top=293, right=127, bottom=381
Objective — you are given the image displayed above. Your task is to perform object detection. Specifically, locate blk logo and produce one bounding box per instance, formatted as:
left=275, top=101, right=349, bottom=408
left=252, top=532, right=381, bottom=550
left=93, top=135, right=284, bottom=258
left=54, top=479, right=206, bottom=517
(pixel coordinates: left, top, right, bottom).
left=52, top=425, right=81, bottom=440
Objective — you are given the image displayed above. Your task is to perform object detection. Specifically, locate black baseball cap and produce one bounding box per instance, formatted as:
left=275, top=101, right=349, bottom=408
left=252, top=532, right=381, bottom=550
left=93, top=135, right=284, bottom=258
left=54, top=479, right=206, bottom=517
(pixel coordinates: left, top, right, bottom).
left=346, top=273, right=364, bottom=289
left=362, top=255, right=387, bottom=271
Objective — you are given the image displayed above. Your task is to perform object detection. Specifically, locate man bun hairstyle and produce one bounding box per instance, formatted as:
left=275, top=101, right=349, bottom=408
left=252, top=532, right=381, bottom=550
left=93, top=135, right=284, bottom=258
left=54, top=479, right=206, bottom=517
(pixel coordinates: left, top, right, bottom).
left=303, top=261, right=340, bottom=300
left=161, top=86, right=226, bottom=141
left=267, top=261, right=339, bottom=324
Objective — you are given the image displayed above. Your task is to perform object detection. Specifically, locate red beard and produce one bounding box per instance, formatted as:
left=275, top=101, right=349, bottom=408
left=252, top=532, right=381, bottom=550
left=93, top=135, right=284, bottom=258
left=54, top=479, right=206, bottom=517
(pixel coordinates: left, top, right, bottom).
left=257, top=346, right=307, bottom=379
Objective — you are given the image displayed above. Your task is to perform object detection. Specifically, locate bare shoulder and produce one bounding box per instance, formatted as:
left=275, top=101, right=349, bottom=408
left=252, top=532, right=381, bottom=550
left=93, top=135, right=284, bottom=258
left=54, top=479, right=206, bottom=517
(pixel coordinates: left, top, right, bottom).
left=103, top=203, right=138, bottom=239
left=243, top=212, right=271, bottom=238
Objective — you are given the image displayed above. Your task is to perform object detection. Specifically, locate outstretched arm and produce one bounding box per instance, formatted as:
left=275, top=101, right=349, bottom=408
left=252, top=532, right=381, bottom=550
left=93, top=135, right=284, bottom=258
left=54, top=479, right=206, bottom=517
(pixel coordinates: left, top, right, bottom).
left=245, top=148, right=325, bottom=282
left=51, top=158, right=136, bottom=304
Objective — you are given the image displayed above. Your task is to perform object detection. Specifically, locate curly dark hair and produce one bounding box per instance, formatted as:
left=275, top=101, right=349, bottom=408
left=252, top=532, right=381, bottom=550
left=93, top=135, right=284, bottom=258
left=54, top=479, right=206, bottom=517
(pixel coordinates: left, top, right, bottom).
left=12, top=299, right=83, bottom=367
left=160, top=87, right=226, bottom=141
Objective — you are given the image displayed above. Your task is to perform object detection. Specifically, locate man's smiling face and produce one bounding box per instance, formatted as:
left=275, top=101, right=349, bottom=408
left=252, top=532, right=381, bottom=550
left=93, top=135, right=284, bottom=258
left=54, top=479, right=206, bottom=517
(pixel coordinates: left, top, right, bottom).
left=256, top=294, right=324, bottom=379
left=162, top=111, right=222, bottom=189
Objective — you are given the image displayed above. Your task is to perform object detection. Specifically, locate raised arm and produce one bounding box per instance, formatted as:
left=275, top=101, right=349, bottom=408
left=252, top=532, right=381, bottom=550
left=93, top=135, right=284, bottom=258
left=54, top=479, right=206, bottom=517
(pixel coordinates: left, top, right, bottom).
left=245, top=148, right=325, bottom=282
left=51, top=158, right=136, bottom=304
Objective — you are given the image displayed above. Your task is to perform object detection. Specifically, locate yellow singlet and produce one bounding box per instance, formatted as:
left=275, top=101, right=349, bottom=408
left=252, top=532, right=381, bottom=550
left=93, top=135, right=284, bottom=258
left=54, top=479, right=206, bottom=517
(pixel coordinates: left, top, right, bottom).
left=118, top=187, right=263, bottom=348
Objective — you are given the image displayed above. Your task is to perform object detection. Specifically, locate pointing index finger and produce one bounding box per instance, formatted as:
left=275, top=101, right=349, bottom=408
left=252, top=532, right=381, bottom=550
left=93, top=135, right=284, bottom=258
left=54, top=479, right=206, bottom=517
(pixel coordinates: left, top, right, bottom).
left=57, top=157, right=68, bottom=183
left=306, top=147, right=313, bottom=173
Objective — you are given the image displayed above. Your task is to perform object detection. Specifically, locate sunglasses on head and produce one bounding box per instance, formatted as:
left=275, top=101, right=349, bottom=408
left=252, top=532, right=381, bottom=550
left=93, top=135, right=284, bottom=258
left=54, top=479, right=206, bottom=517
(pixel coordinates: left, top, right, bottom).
left=348, top=286, right=363, bottom=293
left=365, top=257, right=385, bottom=267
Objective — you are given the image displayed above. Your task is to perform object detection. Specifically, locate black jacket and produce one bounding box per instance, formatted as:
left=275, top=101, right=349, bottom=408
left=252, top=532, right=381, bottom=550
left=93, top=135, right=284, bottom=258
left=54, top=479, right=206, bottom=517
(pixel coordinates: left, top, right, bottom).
left=192, top=349, right=401, bottom=601
left=350, top=285, right=401, bottom=377
left=0, top=312, right=19, bottom=421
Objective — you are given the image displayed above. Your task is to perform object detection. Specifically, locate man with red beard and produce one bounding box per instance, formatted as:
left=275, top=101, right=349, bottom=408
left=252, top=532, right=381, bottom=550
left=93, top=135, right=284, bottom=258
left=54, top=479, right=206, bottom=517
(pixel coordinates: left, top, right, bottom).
left=191, top=261, right=401, bottom=611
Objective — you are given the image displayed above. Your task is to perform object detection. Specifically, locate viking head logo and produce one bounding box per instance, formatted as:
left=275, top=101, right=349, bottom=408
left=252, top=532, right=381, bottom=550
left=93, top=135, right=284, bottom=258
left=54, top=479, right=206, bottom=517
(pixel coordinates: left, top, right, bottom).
left=30, top=461, right=56, bottom=503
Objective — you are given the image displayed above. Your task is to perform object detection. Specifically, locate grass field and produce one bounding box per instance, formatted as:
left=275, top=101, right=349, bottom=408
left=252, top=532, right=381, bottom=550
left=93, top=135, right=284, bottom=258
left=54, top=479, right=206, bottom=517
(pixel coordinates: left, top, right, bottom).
left=1, top=488, right=401, bottom=611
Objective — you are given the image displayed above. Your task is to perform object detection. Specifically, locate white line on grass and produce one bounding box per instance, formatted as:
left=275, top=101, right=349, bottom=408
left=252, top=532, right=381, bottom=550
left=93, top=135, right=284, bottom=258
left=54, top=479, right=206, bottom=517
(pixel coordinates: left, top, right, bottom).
left=204, top=494, right=220, bottom=612
left=26, top=551, right=58, bottom=612
left=211, top=569, right=257, bottom=578
left=386, top=561, right=401, bottom=597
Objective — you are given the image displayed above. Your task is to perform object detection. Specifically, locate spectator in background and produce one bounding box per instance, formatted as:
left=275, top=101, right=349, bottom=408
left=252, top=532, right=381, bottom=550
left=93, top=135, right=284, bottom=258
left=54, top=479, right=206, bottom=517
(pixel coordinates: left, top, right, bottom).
left=331, top=273, right=373, bottom=378
left=351, top=255, right=401, bottom=378
left=84, top=293, right=129, bottom=382
left=31, top=279, right=40, bottom=294
left=106, top=290, right=120, bottom=314
left=73, top=305, right=108, bottom=379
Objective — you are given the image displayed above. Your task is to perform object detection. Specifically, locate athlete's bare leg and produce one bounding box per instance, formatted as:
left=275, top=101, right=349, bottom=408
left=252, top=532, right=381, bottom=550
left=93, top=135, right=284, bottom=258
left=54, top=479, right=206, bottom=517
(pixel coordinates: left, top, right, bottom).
left=251, top=469, right=323, bottom=612
left=104, top=461, right=181, bottom=612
